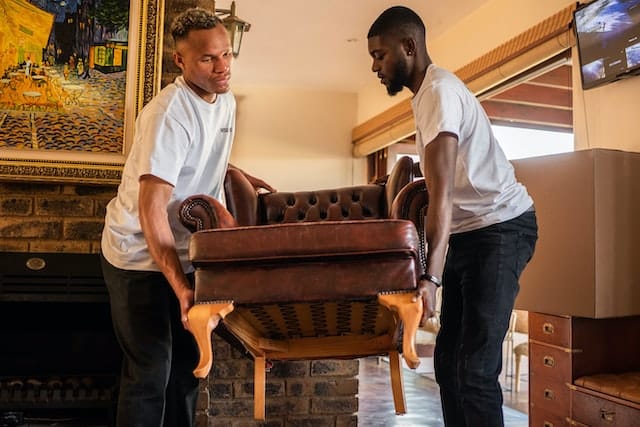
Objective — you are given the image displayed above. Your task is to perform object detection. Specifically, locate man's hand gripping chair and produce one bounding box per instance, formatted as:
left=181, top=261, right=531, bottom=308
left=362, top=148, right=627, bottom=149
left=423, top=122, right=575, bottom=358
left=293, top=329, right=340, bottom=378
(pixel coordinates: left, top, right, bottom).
left=179, top=157, right=428, bottom=420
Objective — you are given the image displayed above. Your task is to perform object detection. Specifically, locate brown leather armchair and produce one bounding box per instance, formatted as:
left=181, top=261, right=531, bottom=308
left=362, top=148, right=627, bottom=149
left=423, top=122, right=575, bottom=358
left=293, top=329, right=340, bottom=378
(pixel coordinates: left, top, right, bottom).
left=179, top=156, right=428, bottom=419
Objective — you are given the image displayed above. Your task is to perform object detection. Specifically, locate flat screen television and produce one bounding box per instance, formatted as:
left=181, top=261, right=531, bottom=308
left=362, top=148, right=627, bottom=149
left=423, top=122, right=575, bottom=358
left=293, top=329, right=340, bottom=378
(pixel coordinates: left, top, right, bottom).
left=574, top=0, right=640, bottom=89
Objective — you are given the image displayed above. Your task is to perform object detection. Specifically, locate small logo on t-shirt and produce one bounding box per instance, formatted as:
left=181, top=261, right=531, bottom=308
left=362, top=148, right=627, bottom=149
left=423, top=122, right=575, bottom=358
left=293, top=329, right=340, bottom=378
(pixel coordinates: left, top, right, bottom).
left=220, top=127, right=232, bottom=133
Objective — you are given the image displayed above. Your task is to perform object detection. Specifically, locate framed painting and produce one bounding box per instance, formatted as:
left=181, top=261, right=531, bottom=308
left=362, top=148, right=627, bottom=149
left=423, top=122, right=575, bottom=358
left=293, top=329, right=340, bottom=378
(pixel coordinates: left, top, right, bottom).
left=0, top=0, right=163, bottom=185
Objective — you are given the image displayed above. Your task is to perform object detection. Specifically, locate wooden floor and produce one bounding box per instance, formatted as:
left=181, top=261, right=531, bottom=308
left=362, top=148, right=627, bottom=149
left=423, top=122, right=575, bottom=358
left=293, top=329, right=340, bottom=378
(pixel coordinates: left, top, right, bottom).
left=358, top=356, right=529, bottom=426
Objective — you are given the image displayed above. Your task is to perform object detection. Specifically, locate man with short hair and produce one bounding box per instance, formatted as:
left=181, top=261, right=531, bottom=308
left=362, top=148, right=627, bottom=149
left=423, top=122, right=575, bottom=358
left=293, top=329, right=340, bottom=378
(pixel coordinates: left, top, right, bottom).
left=367, top=6, right=538, bottom=426
left=101, top=8, right=271, bottom=426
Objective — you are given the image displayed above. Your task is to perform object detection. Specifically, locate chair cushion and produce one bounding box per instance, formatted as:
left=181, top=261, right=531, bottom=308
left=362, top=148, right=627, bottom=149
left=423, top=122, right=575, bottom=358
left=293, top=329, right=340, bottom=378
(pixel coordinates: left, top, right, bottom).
left=574, top=372, right=640, bottom=405
left=190, top=219, right=420, bottom=304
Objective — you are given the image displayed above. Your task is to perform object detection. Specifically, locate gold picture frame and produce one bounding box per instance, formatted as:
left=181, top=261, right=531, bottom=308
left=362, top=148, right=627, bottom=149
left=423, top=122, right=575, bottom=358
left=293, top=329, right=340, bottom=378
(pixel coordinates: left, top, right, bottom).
left=0, top=0, right=164, bottom=185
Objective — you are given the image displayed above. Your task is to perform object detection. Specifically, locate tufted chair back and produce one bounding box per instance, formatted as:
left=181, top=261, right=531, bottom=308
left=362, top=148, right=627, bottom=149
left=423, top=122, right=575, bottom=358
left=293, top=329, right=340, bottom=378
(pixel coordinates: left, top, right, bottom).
left=223, top=156, right=416, bottom=227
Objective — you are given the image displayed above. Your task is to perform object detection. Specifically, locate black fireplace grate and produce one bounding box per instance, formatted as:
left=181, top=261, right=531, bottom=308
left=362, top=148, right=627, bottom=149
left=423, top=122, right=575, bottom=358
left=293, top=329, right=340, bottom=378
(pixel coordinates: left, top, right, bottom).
left=0, top=252, right=120, bottom=425
left=0, top=375, right=117, bottom=409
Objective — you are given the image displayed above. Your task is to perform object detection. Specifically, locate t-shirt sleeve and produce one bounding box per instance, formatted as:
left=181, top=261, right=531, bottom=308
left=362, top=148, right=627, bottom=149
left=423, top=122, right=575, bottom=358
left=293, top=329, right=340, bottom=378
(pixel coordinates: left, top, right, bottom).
left=135, top=111, right=190, bottom=186
left=415, top=82, right=463, bottom=150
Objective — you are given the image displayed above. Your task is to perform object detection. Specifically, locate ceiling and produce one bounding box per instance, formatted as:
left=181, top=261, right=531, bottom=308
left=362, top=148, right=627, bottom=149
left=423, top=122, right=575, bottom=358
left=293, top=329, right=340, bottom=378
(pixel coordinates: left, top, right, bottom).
left=223, top=0, right=491, bottom=91
left=222, top=0, right=573, bottom=132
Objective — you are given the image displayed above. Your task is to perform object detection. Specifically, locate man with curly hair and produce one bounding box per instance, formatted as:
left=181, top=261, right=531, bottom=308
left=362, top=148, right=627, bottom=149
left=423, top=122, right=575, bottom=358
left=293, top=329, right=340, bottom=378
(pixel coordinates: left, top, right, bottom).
left=101, top=8, right=271, bottom=426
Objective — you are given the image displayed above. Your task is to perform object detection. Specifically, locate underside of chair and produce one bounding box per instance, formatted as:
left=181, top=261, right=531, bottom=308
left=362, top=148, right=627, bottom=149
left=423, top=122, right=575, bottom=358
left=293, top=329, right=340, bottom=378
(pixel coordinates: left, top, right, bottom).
left=179, top=157, right=429, bottom=420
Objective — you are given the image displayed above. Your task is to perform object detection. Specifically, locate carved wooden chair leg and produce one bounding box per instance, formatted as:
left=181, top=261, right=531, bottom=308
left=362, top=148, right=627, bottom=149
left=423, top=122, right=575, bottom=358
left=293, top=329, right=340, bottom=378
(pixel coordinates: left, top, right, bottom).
left=379, top=292, right=423, bottom=369
left=254, top=356, right=266, bottom=420
left=388, top=350, right=407, bottom=414
left=187, top=302, right=235, bottom=378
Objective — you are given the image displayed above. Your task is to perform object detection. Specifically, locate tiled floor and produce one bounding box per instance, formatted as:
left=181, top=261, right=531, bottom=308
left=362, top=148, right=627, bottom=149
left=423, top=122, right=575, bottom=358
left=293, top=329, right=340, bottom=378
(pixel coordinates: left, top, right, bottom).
left=358, top=356, right=529, bottom=426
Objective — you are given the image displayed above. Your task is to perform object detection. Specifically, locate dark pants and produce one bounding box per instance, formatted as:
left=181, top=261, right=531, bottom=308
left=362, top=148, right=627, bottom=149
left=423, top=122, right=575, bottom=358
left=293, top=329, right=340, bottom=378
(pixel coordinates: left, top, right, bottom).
left=434, top=210, right=537, bottom=427
left=101, top=255, right=199, bottom=427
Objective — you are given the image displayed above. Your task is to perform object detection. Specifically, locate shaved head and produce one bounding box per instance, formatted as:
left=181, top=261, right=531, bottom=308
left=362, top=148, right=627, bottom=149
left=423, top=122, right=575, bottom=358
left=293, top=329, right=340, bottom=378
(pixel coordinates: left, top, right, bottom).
left=367, top=6, right=426, bottom=42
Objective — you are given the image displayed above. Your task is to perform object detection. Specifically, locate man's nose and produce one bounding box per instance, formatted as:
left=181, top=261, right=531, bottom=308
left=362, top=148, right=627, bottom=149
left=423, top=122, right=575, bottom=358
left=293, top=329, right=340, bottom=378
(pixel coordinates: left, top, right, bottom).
left=214, top=58, right=230, bottom=73
left=371, top=61, right=380, bottom=73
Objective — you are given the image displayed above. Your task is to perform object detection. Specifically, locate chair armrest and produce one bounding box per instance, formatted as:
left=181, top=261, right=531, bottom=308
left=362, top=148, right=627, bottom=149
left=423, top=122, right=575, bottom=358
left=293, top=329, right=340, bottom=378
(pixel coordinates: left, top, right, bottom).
left=390, top=179, right=428, bottom=273
left=178, top=194, right=237, bottom=233
left=390, top=179, right=427, bottom=223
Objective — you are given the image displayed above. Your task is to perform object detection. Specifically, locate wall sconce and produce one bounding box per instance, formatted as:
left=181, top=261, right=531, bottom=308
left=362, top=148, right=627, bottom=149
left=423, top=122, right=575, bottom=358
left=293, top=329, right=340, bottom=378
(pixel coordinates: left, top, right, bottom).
left=214, top=1, right=251, bottom=57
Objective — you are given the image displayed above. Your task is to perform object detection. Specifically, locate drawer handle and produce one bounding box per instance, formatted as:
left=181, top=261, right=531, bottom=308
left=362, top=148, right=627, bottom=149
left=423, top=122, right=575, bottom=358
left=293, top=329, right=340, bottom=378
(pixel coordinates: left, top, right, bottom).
left=542, top=322, right=555, bottom=334
left=543, top=422, right=554, bottom=427
left=543, top=355, right=555, bottom=367
left=600, top=409, right=615, bottom=422
left=543, top=388, right=555, bottom=400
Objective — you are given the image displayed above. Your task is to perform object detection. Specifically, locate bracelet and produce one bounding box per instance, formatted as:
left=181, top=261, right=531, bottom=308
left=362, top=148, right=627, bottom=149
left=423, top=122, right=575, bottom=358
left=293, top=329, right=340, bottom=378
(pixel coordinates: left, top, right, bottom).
left=420, top=273, right=442, bottom=287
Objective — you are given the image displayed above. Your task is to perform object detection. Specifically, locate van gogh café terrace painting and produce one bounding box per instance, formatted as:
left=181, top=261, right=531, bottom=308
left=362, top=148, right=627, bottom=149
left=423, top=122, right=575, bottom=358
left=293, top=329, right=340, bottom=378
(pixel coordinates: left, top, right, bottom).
left=0, top=0, right=128, bottom=155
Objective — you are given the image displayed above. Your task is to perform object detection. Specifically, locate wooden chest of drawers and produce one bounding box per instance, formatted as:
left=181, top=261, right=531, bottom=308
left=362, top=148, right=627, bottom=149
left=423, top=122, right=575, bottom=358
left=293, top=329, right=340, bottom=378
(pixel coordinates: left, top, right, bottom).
left=529, top=313, right=573, bottom=426
left=528, top=313, right=640, bottom=427
left=530, top=407, right=568, bottom=427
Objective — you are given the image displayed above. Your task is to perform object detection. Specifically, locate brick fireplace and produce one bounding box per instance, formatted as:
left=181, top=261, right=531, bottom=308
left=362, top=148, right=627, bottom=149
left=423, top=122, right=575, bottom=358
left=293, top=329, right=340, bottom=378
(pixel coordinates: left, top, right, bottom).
left=0, top=181, right=359, bottom=426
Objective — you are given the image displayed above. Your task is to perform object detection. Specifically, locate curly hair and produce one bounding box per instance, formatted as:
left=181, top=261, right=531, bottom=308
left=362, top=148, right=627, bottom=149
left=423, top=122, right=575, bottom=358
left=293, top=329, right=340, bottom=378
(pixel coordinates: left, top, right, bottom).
left=170, top=8, right=223, bottom=43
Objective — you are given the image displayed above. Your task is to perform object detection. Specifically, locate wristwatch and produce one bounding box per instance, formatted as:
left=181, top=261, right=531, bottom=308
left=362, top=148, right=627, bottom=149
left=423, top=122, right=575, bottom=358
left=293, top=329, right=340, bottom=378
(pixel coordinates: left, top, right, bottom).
left=419, top=273, right=442, bottom=287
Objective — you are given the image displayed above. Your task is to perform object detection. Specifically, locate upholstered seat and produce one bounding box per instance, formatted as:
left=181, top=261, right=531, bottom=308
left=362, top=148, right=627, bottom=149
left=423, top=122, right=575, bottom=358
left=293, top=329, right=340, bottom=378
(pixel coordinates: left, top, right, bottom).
left=179, top=157, right=429, bottom=419
left=190, top=220, right=421, bottom=304
left=574, top=372, right=640, bottom=405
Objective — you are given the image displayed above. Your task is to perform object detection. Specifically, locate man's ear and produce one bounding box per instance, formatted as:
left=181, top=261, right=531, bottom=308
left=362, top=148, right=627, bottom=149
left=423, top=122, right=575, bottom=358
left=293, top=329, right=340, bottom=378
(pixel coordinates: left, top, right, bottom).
left=402, top=37, right=417, bottom=56
left=173, top=52, right=185, bottom=71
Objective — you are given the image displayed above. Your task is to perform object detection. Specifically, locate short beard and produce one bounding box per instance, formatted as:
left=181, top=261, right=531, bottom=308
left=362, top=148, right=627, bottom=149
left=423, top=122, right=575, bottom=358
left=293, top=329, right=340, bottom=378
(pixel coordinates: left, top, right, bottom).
left=386, top=60, right=409, bottom=96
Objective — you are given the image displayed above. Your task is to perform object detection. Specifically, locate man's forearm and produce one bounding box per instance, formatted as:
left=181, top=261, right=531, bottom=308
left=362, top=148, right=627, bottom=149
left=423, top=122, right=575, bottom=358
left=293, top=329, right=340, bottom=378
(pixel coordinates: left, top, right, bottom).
left=138, top=176, right=190, bottom=296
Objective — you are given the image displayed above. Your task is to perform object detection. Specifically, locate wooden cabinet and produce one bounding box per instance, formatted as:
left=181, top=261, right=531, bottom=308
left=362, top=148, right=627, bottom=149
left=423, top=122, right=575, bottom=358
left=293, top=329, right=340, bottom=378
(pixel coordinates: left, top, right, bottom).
left=512, top=150, right=640, bottom=425
left=529, top=313, right=573, bottom=426
left=528, top=313, right=640, bottom=426
left=529, top=407, right=569, bottom=427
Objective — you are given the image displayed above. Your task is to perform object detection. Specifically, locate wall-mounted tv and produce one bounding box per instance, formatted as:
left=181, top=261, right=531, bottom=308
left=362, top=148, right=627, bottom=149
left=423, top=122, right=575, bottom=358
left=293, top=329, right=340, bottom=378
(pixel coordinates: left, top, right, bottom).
left=574, top=0, right=640, bottom=89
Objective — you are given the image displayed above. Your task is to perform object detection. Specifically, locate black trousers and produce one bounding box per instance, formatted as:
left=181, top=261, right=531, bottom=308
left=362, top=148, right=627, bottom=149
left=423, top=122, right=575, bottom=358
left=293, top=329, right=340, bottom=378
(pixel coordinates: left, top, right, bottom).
left=435, top=210, right=538, bottom=427
left=100, top=255, right=199, bottom=427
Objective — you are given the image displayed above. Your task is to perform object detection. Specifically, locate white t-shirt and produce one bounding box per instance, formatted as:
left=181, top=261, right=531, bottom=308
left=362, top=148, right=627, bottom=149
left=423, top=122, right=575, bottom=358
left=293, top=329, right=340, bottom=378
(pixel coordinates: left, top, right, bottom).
left=412, top=65, right=533, bottom=234
left=102, top=76, right=235, bottom=272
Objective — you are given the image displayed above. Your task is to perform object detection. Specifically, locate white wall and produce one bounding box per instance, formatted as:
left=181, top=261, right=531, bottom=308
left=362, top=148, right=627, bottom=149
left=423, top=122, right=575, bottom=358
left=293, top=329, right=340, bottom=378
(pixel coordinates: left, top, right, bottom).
left=572, top=60, right=640, bottom=152
left=230, top=86, right=364, bottom=191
